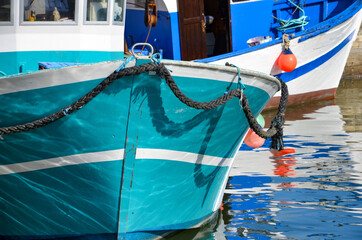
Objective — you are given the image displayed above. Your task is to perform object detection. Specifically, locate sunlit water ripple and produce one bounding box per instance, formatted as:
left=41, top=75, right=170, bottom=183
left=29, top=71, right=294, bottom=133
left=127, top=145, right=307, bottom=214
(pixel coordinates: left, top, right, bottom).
left=170, top=77, right=362, bottom=239
left=221, top=78, right=362, bottom=240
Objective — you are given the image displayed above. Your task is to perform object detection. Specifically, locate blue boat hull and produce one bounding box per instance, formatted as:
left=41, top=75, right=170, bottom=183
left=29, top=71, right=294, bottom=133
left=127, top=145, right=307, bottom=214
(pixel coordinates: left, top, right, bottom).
left=0, top=60, right=279, bottom=239
left=125, top=0, right=361, bottom=109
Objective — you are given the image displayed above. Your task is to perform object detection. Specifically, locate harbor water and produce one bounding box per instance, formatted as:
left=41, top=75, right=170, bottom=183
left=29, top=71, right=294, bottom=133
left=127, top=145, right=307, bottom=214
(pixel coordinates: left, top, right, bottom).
left=220, top=80, right=362, bottom=240
left=171, top=31, right=362, bottom=239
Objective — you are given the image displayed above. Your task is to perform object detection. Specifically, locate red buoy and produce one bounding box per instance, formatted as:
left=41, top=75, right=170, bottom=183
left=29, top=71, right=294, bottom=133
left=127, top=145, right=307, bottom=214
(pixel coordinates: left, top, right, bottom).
left=244, top=114, right=265, bottom=148
left=244, top=129, right=265, bottom=148
left=278, top=48, right=297, bottom=72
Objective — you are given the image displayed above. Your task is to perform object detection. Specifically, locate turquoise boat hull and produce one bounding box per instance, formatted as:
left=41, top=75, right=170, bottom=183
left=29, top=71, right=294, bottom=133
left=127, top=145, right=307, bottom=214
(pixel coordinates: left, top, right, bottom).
left=0, top=60, right=280, bottom=239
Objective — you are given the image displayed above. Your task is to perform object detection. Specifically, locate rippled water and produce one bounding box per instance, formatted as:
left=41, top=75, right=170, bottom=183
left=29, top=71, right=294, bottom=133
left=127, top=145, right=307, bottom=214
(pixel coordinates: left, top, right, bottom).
left=171, top=77, right=362, bottom=239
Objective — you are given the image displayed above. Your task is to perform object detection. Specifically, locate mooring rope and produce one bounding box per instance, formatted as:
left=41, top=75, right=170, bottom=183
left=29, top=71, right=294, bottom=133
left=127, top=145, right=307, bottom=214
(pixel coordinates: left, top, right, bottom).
left=241, top=77, right=288, bottom=150
left=0, top=63, right=160, bottom=136
left=157, top=64, right=242, bottom=110
left=0, top=62, right=288, bottom=150
left=274, top=0, right=309, bottom=31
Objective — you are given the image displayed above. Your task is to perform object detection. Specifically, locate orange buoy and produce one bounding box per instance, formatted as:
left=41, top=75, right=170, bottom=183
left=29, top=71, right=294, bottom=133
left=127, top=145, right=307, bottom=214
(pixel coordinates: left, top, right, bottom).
left=278, top=48, right=297, bottom=72
left=244, top=129, right=265, bottom=148
left=244, top=114, right=266, bottom=148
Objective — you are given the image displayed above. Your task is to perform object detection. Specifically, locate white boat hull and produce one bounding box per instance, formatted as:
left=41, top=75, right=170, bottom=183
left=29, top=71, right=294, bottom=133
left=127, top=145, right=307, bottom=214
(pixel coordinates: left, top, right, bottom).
left=210, top=7, right=362, bottom=109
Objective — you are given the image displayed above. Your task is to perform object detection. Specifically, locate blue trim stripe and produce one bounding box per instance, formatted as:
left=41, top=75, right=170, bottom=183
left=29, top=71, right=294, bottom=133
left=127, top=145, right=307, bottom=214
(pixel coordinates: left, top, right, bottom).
left=170, top=12, right=182, bottom=60
left=276, top=30, right=355, bottom=82
left=298, top=1, right=361, bottom=42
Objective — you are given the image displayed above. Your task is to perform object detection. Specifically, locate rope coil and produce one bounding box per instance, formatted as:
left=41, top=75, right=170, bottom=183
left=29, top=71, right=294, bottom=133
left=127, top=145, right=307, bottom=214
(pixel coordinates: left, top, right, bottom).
left=0, top=62, right=288, bottom=150
left=274, top=0, right=309, bottom=31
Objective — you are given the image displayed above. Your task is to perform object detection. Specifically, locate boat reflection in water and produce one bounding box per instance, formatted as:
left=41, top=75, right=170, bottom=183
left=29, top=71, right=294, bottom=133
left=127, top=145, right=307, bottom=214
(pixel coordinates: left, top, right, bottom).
left=170, top=79, right=362, bottom=239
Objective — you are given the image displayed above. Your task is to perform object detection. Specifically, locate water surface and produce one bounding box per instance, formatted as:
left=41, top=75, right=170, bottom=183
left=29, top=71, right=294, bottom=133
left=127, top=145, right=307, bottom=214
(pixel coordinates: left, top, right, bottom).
left=172, top=77, right=362, bottom=239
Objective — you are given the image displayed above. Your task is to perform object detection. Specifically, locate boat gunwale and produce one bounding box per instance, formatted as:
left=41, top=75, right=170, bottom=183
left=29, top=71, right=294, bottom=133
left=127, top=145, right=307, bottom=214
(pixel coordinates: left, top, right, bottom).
left=0, top=59, right=282, bottom=91
left=163, top=60, right=282, bottom=90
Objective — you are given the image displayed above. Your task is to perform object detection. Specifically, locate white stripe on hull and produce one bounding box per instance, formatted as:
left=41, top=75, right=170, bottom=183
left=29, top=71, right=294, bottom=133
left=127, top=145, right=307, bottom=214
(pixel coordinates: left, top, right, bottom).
left=0, top=149, right=125, bottom=175
left=137, top=148, right=233, bottom=167
left=0, top=148, right=235, bottom=176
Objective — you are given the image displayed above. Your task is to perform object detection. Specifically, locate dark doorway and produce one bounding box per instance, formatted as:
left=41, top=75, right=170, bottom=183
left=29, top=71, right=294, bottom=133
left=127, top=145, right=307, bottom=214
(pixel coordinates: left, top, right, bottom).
left=204, top=0, right=232, bottom=57
left=178, top=0, right=231, bottom=61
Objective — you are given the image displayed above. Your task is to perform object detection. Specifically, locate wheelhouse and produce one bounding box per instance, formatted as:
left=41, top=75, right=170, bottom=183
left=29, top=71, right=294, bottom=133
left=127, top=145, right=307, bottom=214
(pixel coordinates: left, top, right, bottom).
left=125, top=0, right=358, bottom=61
left=0, top=0, right=126, bottom=76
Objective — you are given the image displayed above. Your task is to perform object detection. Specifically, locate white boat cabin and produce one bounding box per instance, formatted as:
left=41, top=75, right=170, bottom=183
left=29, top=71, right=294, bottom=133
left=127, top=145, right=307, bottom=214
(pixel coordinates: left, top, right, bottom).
left=0, top=0, right=126, bottom=76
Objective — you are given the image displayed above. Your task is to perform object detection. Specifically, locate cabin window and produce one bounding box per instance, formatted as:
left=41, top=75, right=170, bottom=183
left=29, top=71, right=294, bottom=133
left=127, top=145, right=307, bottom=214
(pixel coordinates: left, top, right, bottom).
left=23, top=0, right=76, bottom=22
left=113, top=0, right=124, bottom=23
left=0, top=0, right=11, bottom=22
left=86, top=0, right=109, bottom=22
